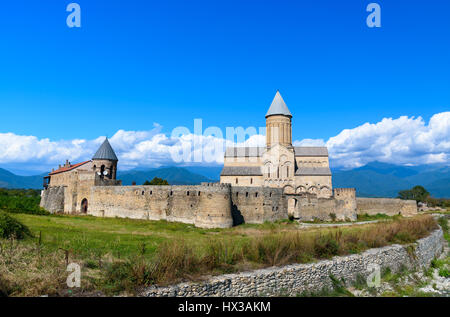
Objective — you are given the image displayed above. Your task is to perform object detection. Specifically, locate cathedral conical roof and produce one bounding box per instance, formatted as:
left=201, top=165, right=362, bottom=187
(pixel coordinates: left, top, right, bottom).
left=92, top=138, right=118, bottom=161
left=265, top=91, right=292, bottom=118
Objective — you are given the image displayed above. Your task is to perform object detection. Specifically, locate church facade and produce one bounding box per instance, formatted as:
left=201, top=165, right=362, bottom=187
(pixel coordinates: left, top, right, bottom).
left=220, top=91, right=332, bottom=198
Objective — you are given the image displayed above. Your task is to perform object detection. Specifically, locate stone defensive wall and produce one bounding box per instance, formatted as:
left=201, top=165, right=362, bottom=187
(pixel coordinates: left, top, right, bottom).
left=141, top=228, right=444, bottom=297
left=88, top=183, right=234, bottom=228
left=230, top=186, right=287, bottom=225
left=356, top=197, right=418, bottom=217
left=292, top=188, right=357, bottom=221
left=88, top=183, right=289, bottom=227
left=40, top=186, right=65, bottom=213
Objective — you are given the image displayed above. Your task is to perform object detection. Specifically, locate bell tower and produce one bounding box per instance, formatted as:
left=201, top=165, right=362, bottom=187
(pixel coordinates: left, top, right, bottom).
left=92, top=138, right=118, bottom=180
left=265, top=91, right=292, bottom=148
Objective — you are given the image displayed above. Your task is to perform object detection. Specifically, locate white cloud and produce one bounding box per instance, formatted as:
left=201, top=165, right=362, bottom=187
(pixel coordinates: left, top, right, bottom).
left=293, top=138, right=326, bottom=147
left=326, top=112, right=450, bottom=168
left=0, top=112, right=449, bottom=173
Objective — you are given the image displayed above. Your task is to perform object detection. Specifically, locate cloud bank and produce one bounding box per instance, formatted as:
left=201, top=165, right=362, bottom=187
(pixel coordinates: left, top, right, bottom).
left=0, top=112, right=449, bottom=173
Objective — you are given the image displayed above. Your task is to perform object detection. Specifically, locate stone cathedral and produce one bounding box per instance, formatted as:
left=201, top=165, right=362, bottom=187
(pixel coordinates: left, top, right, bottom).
left=220, top=91, right=332, bottom=198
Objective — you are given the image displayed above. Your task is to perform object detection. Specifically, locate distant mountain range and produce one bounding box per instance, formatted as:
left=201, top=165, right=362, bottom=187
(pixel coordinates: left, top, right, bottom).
left=0, top=162, right=449, bottom=198
left=332, top=162, right=450, bottom=198
left=0, top=168, right=46, bottom=190
left=117, top=167, right=213, bottom=185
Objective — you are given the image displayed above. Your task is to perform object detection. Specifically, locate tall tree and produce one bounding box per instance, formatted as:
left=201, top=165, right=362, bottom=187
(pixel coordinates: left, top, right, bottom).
left=398, top=185, right=430, bottom=203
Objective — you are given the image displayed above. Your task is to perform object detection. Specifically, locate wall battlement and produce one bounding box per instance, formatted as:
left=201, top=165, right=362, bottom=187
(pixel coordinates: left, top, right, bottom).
left=356, top=197, right=417, bottom=217
left=87, top=184, right=234, bottom=228
left=334, top=188, right=356, bottom=198
left=200, top=182, right=231, bottom=188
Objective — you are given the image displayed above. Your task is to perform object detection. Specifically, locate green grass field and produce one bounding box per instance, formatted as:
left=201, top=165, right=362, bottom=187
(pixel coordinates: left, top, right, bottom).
left=13, top=214, right=217, bottom=260
left=10, top=213, right=302, bottom=264
left=1, top=212, right=440, bottom=296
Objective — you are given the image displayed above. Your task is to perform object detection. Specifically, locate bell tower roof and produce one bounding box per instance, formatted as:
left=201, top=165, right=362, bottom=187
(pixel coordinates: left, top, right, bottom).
left=265, top=91, right=292, bottom=118
left=92, top=138, right=118, bottom=161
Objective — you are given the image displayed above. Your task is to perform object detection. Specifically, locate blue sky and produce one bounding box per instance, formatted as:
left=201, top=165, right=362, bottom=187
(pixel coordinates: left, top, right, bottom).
left=0, top=0, right=449, bottom=173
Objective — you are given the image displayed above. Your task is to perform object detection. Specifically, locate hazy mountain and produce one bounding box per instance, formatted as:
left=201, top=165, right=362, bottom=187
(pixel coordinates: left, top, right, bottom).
left=0, top=168, right=45, bottom=189
left=332, top=162, right=450, bottom=198
left=0, top=162, right=448, bottom=198
left=118, top=167, right=212, bottom=185
left=183, top=166, right=222, bottom=181
left=0, top=166, right=212, bottom=189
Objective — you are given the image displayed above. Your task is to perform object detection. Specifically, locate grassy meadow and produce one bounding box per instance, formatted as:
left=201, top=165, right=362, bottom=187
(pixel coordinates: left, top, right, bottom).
left=0, top=189, right=443, bottom=296
left=1, top=210, right=440, bottom=296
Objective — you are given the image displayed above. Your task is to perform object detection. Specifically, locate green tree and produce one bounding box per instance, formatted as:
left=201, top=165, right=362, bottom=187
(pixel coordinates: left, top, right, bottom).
left=143, top=177, right=169, bottom=186
left=398, top=185, right=430, bottom=203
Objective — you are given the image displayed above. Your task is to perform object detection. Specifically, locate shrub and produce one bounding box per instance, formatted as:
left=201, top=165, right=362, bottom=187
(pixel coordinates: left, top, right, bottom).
left=314, top=235, right=339, bottom=258
left=437, top=217, right=448, bottom=233
left=143, top=177, right=169, bottom=185
left=439, top=268, right=449, bottom=278
left=0, top=212, right=33, bottom=239
left=0, top=188, right=49, bottom=215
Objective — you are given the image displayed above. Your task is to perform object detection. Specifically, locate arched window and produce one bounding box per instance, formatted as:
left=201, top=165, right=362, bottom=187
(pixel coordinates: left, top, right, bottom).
left=100, top=165, right=105, bottom=177
left=236, top=178, right=238, bottom=184
left=250, top=178, right=253, bottom=185
left=81, top=198, right=88, bottom=213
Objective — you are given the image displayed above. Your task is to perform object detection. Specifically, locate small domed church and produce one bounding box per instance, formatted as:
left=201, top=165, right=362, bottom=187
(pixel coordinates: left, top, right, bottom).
left=41, top=138, right=122, bottom=214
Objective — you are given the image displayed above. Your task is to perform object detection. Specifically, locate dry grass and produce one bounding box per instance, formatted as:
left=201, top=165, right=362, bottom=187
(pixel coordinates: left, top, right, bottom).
left=1, top=215, right=438, bottom=296
left=0, top=238, right=68, bottom=296
left=102, top=215, right=438, bottom=293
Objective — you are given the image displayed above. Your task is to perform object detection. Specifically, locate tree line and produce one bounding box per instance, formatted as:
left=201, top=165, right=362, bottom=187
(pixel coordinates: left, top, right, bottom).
left=398, top=185, right=450, bottom=208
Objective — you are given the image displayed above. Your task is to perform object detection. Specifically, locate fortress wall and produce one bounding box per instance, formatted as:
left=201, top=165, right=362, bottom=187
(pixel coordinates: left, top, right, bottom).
left=296, top=196, right=334, bottom=221
left=230, top=187, right=287, bottom=224
left=88, top=184, right=233, bottom=228
left=292, top=188, right=357, bottom=221
left=356, top=198, right=417, bottom=217
left=334, top=188, right=357, bottom=221
left=40, top=186, right=65, bottom=213
left=295, top=197, right=356, bottom=222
